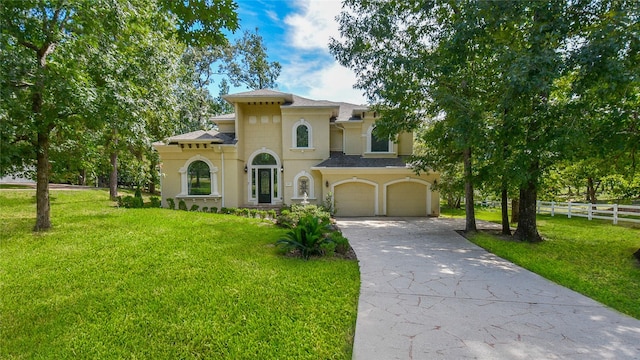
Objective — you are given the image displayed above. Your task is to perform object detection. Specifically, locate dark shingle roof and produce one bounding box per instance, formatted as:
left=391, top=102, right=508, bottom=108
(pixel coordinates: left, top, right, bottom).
left=166, top=130, right=236, bottom=145
left=314, top=152, right=411, bottom=168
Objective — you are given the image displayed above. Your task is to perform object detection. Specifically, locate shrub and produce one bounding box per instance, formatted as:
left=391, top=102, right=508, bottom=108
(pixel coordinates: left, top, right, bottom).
left=190, top=204, right=200, bottom=212
left=117, top=195, right=144, bottom=209
left=178, top=199, right=188, bottom=211
left=267, top=209, right=277, bottom=219
left=330, top=231, right=351, bottom=255
left=276, top=215, right=333, bottom=260
left=202, top=207, right=208, bottom=213
left=277, top=205, right=331, bottom=228
left=167, top=198, right=175, bottom=210
left=211, top=207, right=218, bottom=213
left=149, top=197, right=161, bottom=208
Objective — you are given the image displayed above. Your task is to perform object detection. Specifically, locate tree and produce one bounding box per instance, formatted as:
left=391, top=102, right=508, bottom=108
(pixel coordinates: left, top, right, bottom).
left=223, top=28, right=282, bottom=90
left=332, top=1, right=635, bottom=242
left=1, top=0, right=238, bottom=231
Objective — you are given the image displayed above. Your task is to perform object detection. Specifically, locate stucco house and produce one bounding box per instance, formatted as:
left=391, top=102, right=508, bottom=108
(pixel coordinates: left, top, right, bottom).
left=153, top=89, right=439, bottom=217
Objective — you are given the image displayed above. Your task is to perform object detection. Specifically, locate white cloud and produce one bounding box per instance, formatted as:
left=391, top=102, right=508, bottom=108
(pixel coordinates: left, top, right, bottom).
left=284, top=0, right=343, bottom=50
left=276, top=0, right=366, bottom=104
left=280, top=60, right=367, bottom=105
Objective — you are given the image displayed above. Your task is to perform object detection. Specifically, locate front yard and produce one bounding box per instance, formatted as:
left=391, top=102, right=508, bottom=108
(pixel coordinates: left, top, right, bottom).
left=0, top=189, right=360, bottom=359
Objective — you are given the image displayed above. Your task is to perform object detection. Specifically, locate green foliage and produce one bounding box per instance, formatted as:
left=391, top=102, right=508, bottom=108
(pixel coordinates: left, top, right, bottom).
left=210, top=207, right=218, bottom=214
left=178, top=199, right=187, bottom=211
left=149, top=196, right=161, bottom=208
left=276, top=215, right=333, bottom=260
left=330, top=231, right=351, bottom=255
left=189, top=204, right=200, bottom=212
left=222, top=28, right=282, bottom=90
left=167, top=198, right=175, bottom=210
left=201, top=206, right=208, bottom=212
left=116, top=195, right=144, bottom=209
left=0, top=189, right=359, bottom=358
left=277, top=205, right=331, bottom=228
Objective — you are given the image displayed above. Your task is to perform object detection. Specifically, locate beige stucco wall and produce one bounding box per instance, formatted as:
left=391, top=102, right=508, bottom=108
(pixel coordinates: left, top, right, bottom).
left=155, top=94, right=440, bottom=216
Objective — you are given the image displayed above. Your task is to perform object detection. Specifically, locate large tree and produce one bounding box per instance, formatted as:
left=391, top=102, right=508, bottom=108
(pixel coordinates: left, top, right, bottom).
left=0, top=0, right=239, bottom=231
left=331, top=0, right=635, bottom=242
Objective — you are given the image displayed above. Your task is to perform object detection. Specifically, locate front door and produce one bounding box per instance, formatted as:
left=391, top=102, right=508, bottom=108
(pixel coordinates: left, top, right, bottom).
left=258, top=169, right=272, bottom=203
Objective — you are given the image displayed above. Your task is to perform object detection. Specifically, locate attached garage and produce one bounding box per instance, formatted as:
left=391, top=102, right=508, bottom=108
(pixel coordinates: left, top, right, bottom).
left=386, top=181, right=430, bottom=217
left=334, top=181, right=376, bottom=217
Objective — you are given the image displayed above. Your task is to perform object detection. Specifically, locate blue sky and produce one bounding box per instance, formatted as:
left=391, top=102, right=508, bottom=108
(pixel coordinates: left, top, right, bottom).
left=223, top=0, right=367, bottom=104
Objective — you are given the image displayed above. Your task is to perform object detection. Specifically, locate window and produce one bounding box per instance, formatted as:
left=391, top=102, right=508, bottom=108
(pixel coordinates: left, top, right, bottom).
left=292, top=119, right=312, bottom=149
left=296, top=124, right=309, bottom=147
left=368, top=125, right=392, bottom=153
left=188, top=161, right=211, bottom=195
left=179, top=156, right=218, bottom=197
left=252, top=153, right=277, bottom=165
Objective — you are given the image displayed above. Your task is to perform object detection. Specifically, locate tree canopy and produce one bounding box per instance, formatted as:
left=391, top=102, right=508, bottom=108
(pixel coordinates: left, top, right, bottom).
left=0, top=0, right=241, bottom=230
left=331, top=0, right=639, bottom=241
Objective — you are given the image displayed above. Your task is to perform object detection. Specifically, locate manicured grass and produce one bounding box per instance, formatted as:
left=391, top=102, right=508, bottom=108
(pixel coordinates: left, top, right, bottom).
left=442, top=206, right=640, bottom=319
left=0, top=189, right=360, bottom=359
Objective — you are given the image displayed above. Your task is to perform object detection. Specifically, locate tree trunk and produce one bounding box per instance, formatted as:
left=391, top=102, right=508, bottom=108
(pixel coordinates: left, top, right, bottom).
left=463, top=147, right=477, bottom=233
left=511, top=198, right=519, bottom=223
left=34, top=130, right=52, bottom=231
left=79, top=169, right=86, bottom=186
left=109, top=149, right=118, bottom=200
left=501, top=186, right=511, bottom=235
left=513, top=181, right=542, bottom=242
left=587, top=177, right=597, bottom=204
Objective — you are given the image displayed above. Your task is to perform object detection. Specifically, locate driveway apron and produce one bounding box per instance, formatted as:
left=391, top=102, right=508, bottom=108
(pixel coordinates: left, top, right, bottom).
left=337, top=217, right=640, bottom=360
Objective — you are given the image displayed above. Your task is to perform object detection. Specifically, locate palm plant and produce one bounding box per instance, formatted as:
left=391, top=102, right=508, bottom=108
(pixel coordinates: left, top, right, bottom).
left=276, top=215, right=332, bottom=260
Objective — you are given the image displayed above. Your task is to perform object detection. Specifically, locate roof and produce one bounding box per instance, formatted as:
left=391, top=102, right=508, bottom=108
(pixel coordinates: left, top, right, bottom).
left=221, top=89, right=370, bottom=122
left=165, top=130, right=236, bottom=145
left=314, top=152, right=412, bottom=168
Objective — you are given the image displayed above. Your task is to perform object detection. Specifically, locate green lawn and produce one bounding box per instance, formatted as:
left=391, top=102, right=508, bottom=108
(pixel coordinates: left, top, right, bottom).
left=0, top=189, right=360, bottom=359
left=442, top=206, right=640, bottom=319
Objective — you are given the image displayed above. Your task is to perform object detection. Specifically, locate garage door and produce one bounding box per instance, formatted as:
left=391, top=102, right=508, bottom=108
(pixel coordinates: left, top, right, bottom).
left=387, top=182, right=427, bottom=216
left=334, top=182, right=375, bottom=217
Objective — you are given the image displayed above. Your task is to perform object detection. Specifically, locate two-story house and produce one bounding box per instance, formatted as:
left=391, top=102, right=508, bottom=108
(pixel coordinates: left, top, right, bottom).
left=153, top=89, right=439, bottom=216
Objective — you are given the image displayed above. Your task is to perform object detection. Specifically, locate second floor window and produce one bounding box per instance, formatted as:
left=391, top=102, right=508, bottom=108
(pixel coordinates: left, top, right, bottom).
left=370, top=126, right=390, bottom=152
left=296, top=124, right=309, bottom=147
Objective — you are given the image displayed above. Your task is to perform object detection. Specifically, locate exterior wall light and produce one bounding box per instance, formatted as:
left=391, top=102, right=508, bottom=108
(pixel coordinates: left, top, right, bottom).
left=244, top=164, right=248, bottom=173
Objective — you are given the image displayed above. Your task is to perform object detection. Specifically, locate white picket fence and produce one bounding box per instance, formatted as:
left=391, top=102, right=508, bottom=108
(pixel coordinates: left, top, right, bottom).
left=536, top=201, right=640, bottom=225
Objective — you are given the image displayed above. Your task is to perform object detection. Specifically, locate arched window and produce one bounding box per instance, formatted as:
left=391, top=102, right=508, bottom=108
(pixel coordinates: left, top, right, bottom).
left=292, top=119, right=312, bottom=149
left=296, top=124, right=309, bottom=147
left=178, top=155, right=219, bottom=197
left=368, top=125, right=392, bottom=153
left=188, top=161, right=211, bottom=195
left=252, top=152, right=277, bottom=165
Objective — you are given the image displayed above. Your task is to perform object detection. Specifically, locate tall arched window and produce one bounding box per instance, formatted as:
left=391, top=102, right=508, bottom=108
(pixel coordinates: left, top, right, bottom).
left=188, top=161, right=211, bottom=195
left=296, top=124, right=309, bottom=147
left=292, top=119, right=312, bottom=149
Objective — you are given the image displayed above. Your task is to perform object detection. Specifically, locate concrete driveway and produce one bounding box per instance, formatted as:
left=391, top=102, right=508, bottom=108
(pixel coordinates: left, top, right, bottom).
left=337, top=217, right=640, bottom=360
